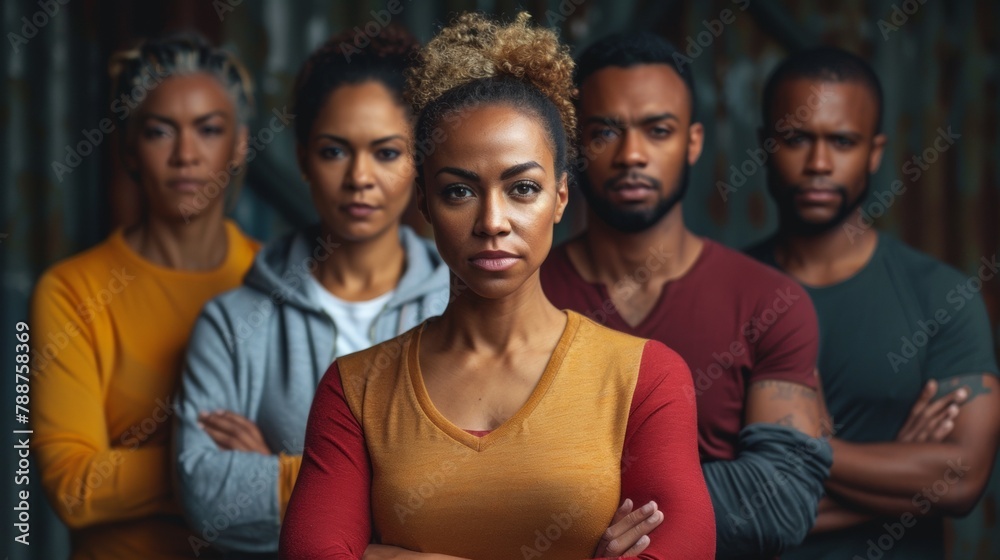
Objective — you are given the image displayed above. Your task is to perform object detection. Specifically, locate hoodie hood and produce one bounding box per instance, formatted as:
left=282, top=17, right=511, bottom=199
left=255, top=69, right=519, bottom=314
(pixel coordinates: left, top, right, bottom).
left=242, top=223, right=450, bottom=315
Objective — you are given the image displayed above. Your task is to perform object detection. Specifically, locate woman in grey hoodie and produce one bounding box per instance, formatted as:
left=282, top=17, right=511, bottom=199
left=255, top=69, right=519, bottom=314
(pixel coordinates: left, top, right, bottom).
left=173, top=27, right=449, bottom=557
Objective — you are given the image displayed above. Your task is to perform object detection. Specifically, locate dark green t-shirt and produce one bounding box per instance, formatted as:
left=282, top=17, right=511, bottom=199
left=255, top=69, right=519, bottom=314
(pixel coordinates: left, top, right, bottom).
left=748, top=233, right=999, bottom=560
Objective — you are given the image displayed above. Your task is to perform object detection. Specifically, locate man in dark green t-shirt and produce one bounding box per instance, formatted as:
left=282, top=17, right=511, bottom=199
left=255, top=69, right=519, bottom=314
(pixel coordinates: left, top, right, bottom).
left=747, top=46, right=1000, bottom=559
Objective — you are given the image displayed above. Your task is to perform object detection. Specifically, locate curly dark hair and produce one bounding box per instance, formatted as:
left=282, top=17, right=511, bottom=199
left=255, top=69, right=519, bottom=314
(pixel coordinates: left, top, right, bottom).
left=293, top=24, right=420, bottom=147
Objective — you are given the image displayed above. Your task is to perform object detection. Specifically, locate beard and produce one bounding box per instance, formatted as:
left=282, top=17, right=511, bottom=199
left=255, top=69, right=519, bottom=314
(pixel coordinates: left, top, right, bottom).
left=766, top=173, right=870, bottom=237
left=576, top=162, right=691, bottom=234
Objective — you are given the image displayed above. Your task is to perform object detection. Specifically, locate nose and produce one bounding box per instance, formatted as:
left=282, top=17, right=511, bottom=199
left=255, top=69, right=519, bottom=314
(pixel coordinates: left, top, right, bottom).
left=612, top=128, right=648, bottom=169
left=346, top=152, right=376, bottom=190
left=805, top=140, right=833, bottom=175
left=474, top=188, right=512, bottom=238
left=170, top=129, right=199, bottom=167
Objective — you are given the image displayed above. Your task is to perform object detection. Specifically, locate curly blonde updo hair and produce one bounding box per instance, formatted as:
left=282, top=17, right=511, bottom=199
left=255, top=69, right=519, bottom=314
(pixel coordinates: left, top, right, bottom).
left=406, top=12, right=577, bottom=176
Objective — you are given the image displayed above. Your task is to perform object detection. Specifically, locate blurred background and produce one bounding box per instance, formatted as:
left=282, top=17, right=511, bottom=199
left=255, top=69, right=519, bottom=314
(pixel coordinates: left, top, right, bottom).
left=2, top=0, right=998, bottom=557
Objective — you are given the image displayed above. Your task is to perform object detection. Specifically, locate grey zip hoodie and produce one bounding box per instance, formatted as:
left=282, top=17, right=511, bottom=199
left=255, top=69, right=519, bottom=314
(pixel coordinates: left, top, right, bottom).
left=173, top=224, right=450, bottom=557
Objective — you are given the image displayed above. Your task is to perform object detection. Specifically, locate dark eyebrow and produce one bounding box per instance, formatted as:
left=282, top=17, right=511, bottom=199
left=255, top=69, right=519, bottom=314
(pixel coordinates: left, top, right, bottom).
left=143, top=110, right=228, bottom=127
left=584, top=116, right=624, bottom=128
left=640, top=113, right=680, bottom=125
left=825, top=131, right=864, bottom=140
left=316, top=133, right=406, bottom=146
left=434, top=162, right=544, bottom=182
left=500, top=161, right=543, bottom=180
left=435, top=166, right=479, bottom=181
left=583, top=113, right=680, bottom=127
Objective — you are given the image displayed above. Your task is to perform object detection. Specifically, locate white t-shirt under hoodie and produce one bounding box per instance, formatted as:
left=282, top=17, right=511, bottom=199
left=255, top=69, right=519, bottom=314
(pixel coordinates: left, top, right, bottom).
left=306, top=273, right=395, bottom=358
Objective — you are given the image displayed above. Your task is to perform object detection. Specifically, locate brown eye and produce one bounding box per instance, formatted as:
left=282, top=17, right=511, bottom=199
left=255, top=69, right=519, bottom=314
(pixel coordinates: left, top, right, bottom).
left=511, top=181, right=541, bottom=198
left=443, top=185, right=474, bottom=200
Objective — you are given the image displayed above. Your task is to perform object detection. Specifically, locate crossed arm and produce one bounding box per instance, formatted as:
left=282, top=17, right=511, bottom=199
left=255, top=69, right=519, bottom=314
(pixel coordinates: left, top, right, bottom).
left=703, top=377, right=832, bottom=558
left=816, top=374, right=1000, bottom=528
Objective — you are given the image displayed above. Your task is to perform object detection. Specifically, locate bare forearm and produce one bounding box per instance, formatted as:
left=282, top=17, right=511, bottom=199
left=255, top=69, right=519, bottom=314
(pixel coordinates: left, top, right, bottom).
left=825, top=478, right=946, bottom=518
left=829, top=438, right=968, bottom=497
left=811, top=497, right=875, bottom=533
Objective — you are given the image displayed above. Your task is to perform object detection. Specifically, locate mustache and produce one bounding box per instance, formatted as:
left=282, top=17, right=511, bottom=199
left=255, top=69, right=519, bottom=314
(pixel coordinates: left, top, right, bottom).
left=602, top=171, right=663, bottom=192
left=787, top=182, right=849, bottom=196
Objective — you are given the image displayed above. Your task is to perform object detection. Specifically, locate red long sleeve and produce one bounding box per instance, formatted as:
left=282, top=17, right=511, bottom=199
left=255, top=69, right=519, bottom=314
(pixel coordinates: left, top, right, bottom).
left=615, top=341, right=716, bottom=559
left=279, top=362, right=370, bottom=559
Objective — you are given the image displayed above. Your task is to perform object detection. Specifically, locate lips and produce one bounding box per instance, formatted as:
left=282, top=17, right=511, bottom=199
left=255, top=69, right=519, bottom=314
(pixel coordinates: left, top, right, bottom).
left=168, top=179, right=206, bottom=193
left=468, top=250, right=521, bottom=272
left=795, top=188, right=842, bottom=205
left=342, top=203, right=378, bottom=218
left=609, top=181, right=655, bottom=203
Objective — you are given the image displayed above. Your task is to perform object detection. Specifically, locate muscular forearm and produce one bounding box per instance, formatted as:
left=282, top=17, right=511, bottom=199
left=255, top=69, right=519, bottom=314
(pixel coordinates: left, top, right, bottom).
left=825, top=478, right=951, bottom=518
left=828, top=438, right=978, bottom=513
left=810, top=497, right=874, bottom=534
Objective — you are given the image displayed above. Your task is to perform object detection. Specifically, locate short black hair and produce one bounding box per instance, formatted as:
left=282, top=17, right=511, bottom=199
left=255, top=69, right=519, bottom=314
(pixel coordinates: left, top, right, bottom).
left=761, top=46, right=884, bottom=134
left=574, top=31, right=697, bottom=119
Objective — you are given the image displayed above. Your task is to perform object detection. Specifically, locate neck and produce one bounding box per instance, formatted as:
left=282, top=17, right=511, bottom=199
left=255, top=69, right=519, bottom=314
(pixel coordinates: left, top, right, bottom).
left=433, top=273, right=566, bottom=354
left=772, top=209, right=879, bottom=283
left=578, top=204, right=702, bottom=284
left=313, top=223, right=405, bottom=300
left=125, top=206, right=229, bottom=270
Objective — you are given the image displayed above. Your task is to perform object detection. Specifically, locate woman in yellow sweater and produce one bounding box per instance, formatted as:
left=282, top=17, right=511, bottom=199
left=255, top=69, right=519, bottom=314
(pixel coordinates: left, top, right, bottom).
left=30, top=34, right=259, bottom=559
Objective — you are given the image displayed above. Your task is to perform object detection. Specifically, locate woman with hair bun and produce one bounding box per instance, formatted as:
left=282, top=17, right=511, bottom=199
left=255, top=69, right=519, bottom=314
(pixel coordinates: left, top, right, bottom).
left=31, top=33, right=258, bottom=559
left=173, top=25, right=452, bottom=558
left=280, top=13, right=715, bottom=560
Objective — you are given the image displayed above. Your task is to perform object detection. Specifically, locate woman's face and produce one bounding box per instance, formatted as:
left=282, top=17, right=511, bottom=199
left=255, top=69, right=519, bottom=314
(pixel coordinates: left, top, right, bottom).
left=299, top=81, right=414, bottom=243
left=420, top=103, right=568, bottom=300
left=128, top=73, right=247, bottom=223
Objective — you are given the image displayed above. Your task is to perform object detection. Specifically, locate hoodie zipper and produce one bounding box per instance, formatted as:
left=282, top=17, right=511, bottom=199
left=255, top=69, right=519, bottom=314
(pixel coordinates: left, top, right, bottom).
left=319, top=310, right=338, bottom=365
left=368, top=301, right=393, bottom=344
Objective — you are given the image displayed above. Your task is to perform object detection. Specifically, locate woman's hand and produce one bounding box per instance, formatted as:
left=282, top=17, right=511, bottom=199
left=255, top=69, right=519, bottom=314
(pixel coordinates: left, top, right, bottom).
left=198, top=410, right=271, bottom=455
left=593, top=499, right=663, bottom=558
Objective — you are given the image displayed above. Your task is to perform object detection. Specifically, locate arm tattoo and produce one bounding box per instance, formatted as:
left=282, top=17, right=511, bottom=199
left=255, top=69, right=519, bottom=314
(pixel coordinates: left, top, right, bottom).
left=935, top=374, right=994, bottom=404
left=751, top=380, right=818, bottom=401
left=775, top=413, right=797, bottom=429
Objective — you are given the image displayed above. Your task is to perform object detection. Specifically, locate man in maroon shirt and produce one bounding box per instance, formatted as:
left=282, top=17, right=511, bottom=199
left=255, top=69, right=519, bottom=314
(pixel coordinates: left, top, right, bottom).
left=540, top=32, right=832, bottom=558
